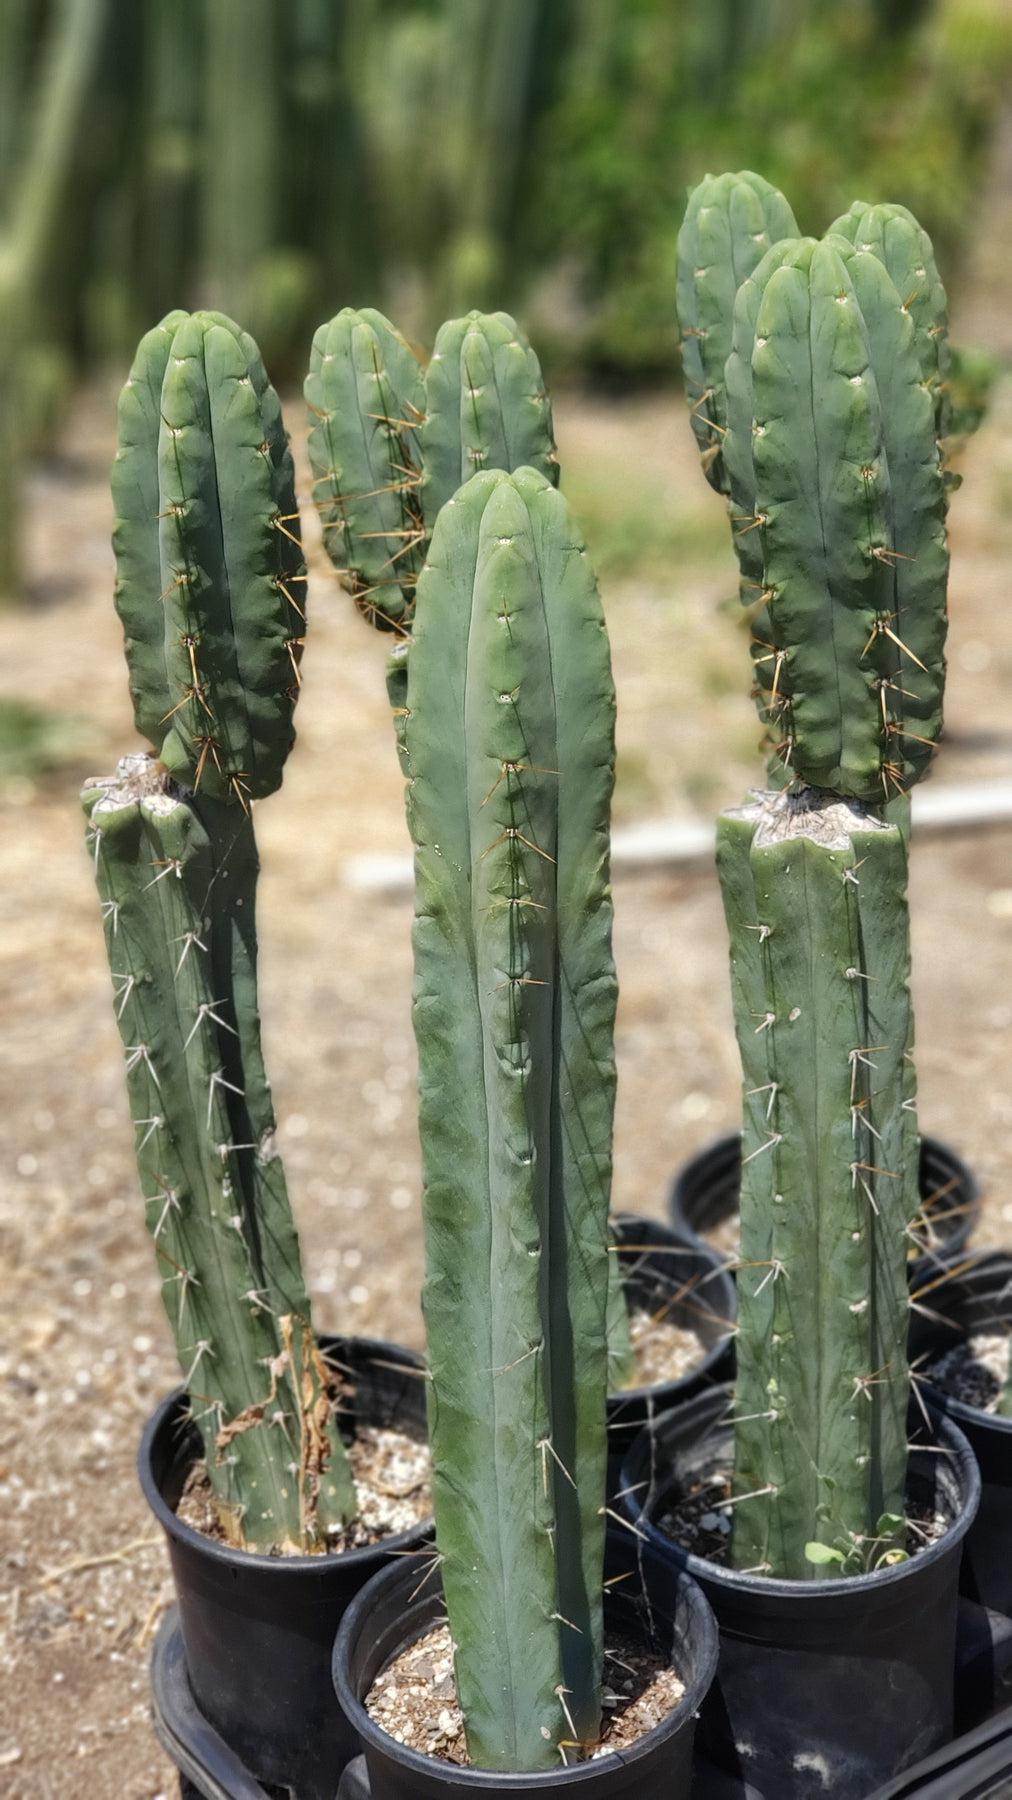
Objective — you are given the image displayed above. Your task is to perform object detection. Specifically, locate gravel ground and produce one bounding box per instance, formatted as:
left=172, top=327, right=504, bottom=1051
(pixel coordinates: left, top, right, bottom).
left=1, top=375, right=1010, bottom=1796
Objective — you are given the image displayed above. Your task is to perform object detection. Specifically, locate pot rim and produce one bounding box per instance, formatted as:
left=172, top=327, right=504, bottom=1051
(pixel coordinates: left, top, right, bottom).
left=623, top=1382, right=981, bottom=1603
left=608, top=1212, right=736, bottom=1408
left=138, top=1333, right=433, bottom=1576
left=912, top=1249, right=1012, bottom=1435
left=332, top=1544, right=719, bottom=1788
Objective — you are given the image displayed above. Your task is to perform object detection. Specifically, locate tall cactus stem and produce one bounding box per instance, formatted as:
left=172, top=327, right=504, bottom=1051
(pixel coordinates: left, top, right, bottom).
left=84, top=759, right=355, bottom=1546
left=718, top=788, right=916, bottom=1578
left=406, top=467, right=616, bottom=1769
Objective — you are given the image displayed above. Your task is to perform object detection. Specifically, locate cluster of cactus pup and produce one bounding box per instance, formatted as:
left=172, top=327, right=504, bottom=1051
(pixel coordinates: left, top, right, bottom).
left=678, top=174, right=953, bottom=1579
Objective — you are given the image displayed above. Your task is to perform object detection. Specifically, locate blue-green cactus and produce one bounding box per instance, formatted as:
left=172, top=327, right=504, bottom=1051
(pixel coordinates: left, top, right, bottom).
left=676, top=171, right=798, bottom=495
left=405, top=466, right=617, bottom=1768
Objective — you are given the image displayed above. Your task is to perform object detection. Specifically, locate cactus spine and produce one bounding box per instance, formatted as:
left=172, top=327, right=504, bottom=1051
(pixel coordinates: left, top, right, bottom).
left=87, top=312, right=354, bottom=1550
left=406, top=467, right=617, bottom=1769
left=680, top=184, right=952, bottom=1579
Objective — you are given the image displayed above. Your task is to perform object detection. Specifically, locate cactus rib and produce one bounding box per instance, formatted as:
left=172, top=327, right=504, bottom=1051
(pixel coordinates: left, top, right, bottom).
left=305, top=307, right=426, bottom=630
left=676, top=171, right=798, bottom=494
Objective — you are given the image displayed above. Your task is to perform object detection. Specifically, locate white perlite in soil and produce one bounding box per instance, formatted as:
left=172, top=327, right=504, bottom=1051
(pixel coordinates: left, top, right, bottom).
left=622, top=1308, right=708, bottom=1391
left=177, top=1423, right=431, bottom=1552
left=927, top=1332, right=1011, bottom=1414
left=365, top=1623, right=686, bottom=1766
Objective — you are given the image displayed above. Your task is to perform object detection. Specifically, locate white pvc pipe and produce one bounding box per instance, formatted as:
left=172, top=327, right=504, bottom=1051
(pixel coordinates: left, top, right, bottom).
left=342, top=780, right=1012, bottom=896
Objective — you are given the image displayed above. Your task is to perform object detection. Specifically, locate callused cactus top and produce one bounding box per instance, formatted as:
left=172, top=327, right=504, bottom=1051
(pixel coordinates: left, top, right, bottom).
left=112, top=309, right=306, bottom=804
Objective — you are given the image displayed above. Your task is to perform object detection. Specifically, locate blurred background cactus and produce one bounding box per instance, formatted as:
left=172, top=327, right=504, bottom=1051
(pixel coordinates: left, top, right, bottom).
left=680, top=186, right=953, bottom=1578
left=83, top=311, right=355, bottom=1552
left=406, top=467, right=617, bottom=1769
left=1, top=0, right=1009, bottom=602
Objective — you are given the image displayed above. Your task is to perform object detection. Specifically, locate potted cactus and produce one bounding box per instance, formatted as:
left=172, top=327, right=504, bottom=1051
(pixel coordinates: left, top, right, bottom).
left=330, top=466, right=719, bottom=1794
left=670, top=171, right=981, bottom=1265
left=621, top=186, right=981, bottom=1800
left=305, top=305, right=735, bottom=1438
left=83, top=311, right=431, bottom=1800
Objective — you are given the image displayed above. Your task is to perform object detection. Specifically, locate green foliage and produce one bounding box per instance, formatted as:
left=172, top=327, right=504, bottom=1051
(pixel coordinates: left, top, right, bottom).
left=405, top=466, right=616, bottom=1769
left=532, top=2, right=1008, bottom=373
left=0, top=697, right=98, bottom=784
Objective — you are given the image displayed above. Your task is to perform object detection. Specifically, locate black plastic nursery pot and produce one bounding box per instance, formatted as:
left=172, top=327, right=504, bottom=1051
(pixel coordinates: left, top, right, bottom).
left=670, top=1133, right=980, bottom=1264
left=140, top=1335, right=431, bottom=1800
left=619, top=1383, right=980, bottom=1800
left=607, top=1211, right=736, bottom=1475
left=331, top=1527, right=719, bottom=1799
left=910, top=1253, right=1012, bottom=1632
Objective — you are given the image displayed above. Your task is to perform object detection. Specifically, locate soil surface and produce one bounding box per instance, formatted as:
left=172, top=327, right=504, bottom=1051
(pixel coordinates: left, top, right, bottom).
left=927, top=1333, right=1012, bottom=1413
left=625, top=1310, right=707, bottom=1390
left=2, top=365, right=1011, bottom=1794
left=176, top=1424, right=431, bottom=1551
left=364, top=1621, right=685, bottom=1767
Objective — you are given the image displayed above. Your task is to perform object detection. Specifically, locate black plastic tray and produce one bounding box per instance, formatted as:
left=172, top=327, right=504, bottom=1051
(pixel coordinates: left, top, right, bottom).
left=152, top=1604, right=1012, bottom=1800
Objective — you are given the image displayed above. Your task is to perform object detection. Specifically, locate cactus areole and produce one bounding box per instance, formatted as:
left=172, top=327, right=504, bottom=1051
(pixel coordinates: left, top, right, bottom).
left=87, top=312, right=354, bottom=1552
left=679, top=181, right=952, bottom=1581
left=405, top=466, right=618, bottom=1770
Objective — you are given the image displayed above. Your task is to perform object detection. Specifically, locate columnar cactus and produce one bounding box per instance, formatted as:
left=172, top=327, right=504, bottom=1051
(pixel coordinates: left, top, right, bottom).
left=724, top=235, right=948, bottom=797
left=405, top=466, right=617, bottom=1768
left=829, top=200, right=951, bottom=447
left=679, top=187, right=952, bottom=1578
left=718, top=789, right=916, bottom=1575
left=676, top=171, right=798, bottom=495
left=304, top=307, right=557, bottom=632
left=85, top=311, right=354, bottom=1550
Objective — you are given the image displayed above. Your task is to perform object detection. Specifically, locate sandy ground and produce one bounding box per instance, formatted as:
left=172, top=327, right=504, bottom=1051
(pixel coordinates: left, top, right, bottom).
left=1, top=369, right=1011, bottom=1795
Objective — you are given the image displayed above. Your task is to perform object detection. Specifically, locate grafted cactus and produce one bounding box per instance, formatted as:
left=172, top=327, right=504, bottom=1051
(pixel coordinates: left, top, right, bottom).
left=406, top=466, right=617, bottom=1769
left=676, top=171, right=798, bottom=495
left=679, top=183, right=953, bottom=1579
left=304, top=306, right=557, bottom=632
left=86, top=311, right=354, bottom=1550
